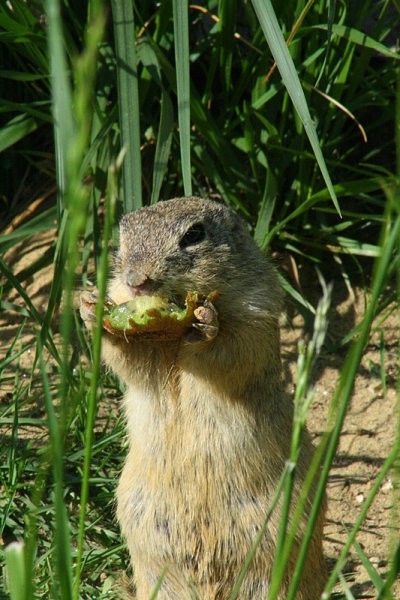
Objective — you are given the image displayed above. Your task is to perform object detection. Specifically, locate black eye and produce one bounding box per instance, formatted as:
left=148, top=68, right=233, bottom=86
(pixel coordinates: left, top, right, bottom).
left=179, top=223, right=206, bottom=248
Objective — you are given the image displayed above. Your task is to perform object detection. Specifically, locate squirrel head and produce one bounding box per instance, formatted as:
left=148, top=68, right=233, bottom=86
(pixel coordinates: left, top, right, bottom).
left=116, top=197, right=281, bottom=318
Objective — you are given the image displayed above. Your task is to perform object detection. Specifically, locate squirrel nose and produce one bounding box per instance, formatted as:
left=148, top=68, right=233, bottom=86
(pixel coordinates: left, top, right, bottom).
left=126, top=277, right=161, bottom=297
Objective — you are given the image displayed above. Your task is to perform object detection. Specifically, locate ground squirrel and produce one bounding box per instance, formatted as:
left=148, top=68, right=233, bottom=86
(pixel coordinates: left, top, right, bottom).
left=80, top=197, right=327, bottom=599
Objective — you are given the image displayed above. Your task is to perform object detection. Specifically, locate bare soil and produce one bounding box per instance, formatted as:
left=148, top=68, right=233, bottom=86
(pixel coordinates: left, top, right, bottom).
left=281, top=274, right=399, bottom=597
left=1, top=229, right=399, bottom=598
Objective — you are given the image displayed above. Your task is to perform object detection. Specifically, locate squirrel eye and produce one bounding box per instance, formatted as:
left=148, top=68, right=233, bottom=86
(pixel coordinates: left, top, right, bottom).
left=179, top=223, right=206, bottom=248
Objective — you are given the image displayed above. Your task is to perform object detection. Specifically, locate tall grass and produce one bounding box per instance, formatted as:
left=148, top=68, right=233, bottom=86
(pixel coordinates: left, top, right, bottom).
left=1, top=0, right=399, bottom=598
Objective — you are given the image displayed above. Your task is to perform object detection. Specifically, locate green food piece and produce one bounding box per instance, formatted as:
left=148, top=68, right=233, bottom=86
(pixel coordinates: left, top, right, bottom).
left=102, top=290, right=218, bottom=340
left=104, top=298, right=189, bottom=330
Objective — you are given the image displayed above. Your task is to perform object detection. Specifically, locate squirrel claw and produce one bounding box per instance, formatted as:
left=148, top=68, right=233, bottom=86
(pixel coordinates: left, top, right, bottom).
left=191, top=322, right=219, bottom=342
left=188, top=300, right=219, bottom=342
left=80, top=290, right=99, bottom=324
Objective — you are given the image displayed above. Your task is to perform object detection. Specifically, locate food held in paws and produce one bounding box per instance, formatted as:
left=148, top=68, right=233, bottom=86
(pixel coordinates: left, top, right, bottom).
left=102, top=290, right=218, bottom=339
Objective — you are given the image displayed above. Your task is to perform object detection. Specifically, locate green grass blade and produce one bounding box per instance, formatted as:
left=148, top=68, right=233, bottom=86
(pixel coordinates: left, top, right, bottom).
left=45, top=0, right=75, bottom=217
left=0, top=320, right=28, bottom=375
left=0, top=256, right=61, bottom=367
left=0, top=207, right=57, bottom=252
left=136, top=38, right=174, bottom=205
left=149, top=569, right=168, bottom=600
left=37, top=334, right=74, bottom=600
left=4, top=542, right=27, bottom=600
left=172, top=0, right=192, bottom=196
left=314, top=24, right=400, bottom=60
left=254, top=168, right=277, bottom=248
left=278, top=272, right=316, bottom=316
left=397, top=60, right=400, bottom=178
left=268, top=282, right=332, bottom=599
left=375, top=541, right=400, bottom=600
left=338, top=572, right=356, bottom=599
left=0, top=258, right=44, bottom=326
left=322, top=445, right=397, bottom=596
left=151, top=88, right=174, bottom=204
left=0, top=114, right=38, bottom=152
left=352, top=539, right=385, bottom=591
left=217, top=0, right=237, bottom=93
left=74, top=161, right=117, bottom=599
left=251, top=0, right=341, bottom=216
left=112, top=0, right=142, bottom=211
left=40, top=210, right=68, bottom=354
left=314, top=0, right=337, bottom=87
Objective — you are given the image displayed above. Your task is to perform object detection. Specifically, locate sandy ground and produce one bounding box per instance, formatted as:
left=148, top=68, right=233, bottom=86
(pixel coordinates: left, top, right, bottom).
left=281, top=275, right=399, bottom=597
left=1, top=228, right=399, bottom=598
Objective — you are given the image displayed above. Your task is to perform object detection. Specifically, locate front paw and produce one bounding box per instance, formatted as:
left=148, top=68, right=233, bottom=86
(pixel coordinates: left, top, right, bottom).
left=187, top=299, right=219, bottom=342
left=80, top=290, right=99, bottom=327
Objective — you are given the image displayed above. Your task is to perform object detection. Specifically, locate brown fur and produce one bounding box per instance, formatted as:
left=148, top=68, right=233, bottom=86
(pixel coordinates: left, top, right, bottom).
left=81, top=197, right=327, bottom=599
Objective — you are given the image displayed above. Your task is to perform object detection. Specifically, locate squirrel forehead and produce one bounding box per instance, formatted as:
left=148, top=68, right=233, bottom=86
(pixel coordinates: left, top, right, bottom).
left=119, top=197, right=244, bottom=248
